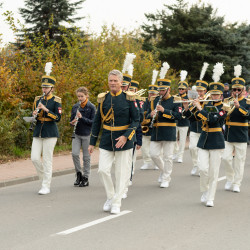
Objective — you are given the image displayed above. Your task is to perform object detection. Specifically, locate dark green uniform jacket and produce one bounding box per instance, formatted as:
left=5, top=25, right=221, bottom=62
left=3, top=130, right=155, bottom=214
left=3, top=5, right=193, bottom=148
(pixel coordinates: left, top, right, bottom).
left=33, top=94, right=62, bottom=138
left=224, top=96, right=250, bottom=143
left=147, top=95, right=182, bottom=141
left=196, top=101, right=226, bottom=149
left=183, top=101, right=207, bottom=133
left=90, top=90, right=139, bottom=151
left=176, top=93, right=190, bottom=127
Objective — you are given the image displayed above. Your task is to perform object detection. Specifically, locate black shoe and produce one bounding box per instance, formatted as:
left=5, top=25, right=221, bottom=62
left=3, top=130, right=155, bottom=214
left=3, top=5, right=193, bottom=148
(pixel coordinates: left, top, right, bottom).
left=79, top=176, right=89, bottom=187
left=74, top=172, right=82, bottom=186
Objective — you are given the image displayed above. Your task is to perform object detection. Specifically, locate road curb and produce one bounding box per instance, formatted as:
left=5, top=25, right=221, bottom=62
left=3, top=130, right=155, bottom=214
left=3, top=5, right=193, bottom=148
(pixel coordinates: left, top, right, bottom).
left=0, top=155, right=143, bottom=188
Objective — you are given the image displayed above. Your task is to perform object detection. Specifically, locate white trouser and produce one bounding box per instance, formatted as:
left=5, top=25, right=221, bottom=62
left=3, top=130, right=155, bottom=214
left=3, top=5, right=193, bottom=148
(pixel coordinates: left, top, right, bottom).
left=141, top=135, right=153, bottom=164
left=150, top=141, right=175, bottom=182
left=222, top=141, right=247, bottom=187
left=31, top=137, right=57, bottom=189
left=199, top=148, right=223, bottom=201
left=189, top=132, right=201, bottom=168
left=98, top=148, right=133, bottom=208
left=174, top=126, right=189, bottom=160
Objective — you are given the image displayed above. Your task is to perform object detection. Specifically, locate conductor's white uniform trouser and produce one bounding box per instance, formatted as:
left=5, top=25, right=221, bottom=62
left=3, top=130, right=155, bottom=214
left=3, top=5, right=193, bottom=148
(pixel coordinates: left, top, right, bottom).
left=31, top=137, right=58, bottom=189
left=222, top=141, right=247, bottom=187
left=199, top=148, right=223, bottom=201
left=98, top=148, right=133, bottom=208
left=150, top=141, right=175, bottom=182
left=189, top=131, right=201, bottom=168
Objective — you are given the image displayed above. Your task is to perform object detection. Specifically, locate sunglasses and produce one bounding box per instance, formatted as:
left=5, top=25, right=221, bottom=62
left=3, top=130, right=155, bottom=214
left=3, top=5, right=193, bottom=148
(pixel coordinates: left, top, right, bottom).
left=232, top=88, right=242, bottom=92
left=179, top=88, right=185, bottom=90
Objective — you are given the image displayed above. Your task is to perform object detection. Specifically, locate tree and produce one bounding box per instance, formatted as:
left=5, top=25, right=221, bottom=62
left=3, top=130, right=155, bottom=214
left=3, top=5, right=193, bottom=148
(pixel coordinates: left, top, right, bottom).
left=141, top=0, right=250, bottom=83
left=19, top=0, right=85, bottom=43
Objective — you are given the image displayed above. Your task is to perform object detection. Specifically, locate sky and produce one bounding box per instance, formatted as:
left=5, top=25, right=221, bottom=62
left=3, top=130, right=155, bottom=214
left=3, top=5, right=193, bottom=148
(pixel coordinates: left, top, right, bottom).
left=1, top=0, right=250, bottom=46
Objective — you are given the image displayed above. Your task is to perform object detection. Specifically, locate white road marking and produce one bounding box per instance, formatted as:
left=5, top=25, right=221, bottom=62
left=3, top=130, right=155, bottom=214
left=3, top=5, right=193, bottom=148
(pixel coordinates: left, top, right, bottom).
left=55, top=210, right=132, bottom=236
left=218, top=176, right=226, bottom=182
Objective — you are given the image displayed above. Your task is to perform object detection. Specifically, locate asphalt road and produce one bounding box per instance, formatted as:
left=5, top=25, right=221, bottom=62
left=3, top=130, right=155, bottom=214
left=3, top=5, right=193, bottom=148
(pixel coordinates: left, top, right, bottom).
left=1, top=147, right=250, bottom=250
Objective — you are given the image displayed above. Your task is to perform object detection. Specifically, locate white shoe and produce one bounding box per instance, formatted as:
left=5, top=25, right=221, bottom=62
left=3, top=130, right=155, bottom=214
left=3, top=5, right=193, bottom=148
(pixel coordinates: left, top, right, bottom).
left=129, top=180, right=132, bottom=186
left=122, top=193, right=127, bottom=199
left=206, top=200, right=214, bottom=207
left=177, top=158, right=183, bottom=163
left=160, top=181, right=169, bottom=188
left=158, top=173, right=163, bottom=183
left=200, top=192, right=207, bottom=203
left=110, top=205, right=120, bottom=214
left=233, top=185, right=240, bottom=193
left=103, top=199, right=112, bottom=212
left=224, top=181, right=232, bottom=191
left=140, top=163, right=150, bottom=170
left=154, top=165, right=159, bottom=170
left=38, top=187, right=50, bottom=195
left=172, top=155, right=177, bottom=160
left=191, top=167, right=198, bottom=176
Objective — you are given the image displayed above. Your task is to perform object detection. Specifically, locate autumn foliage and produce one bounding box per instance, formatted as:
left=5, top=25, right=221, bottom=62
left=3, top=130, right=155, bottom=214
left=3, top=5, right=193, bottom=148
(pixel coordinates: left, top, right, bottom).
left=0, top=24, right=180, bottom=160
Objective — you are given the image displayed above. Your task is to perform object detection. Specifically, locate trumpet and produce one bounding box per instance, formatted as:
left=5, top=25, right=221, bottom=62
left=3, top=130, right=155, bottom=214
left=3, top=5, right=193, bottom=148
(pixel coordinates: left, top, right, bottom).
left=135, top=89, right=147, bottom=97
left=223, top=93, right=238, bottom=116
left=29, top=92, right=46, bottom=131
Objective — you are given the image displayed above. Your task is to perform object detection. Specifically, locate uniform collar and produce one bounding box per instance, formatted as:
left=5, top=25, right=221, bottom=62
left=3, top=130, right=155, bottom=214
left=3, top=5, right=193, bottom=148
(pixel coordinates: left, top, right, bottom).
left=180, top=93, right=187, bottom=98
left=214, top=101, right=222, bottom=106
left=45, top=93, right=53, bottom=100
left=237, top=96, right=244, bottom=102
left=163, top=94, right=172, bottom=100
left=110, top=89, right=122, bottom=96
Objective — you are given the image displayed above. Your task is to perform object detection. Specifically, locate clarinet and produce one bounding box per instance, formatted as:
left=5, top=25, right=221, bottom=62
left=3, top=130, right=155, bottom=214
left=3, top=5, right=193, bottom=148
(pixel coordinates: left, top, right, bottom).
left=72, top=101, right=81, bottom=137
left=149, top=89, right=169, bottom=128
left=29, top=92, right=45, bottom=131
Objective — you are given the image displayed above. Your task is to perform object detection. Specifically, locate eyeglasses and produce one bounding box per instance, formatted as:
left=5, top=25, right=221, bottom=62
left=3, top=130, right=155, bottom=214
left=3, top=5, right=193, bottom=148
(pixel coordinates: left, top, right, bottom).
left=232, top=88, right=242, bottom=92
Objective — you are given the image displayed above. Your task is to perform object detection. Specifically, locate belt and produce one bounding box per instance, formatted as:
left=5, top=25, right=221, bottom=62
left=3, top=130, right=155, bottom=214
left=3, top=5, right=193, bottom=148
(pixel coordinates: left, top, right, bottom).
left=153, top=122, right=176, bottom=127
left=202, top=127, right=222, bottom=132
left=103, top=124, right=130, bottom=131
left=226, top=122, right=248, bottom=127
left=38, top=117, right=53, bottom=122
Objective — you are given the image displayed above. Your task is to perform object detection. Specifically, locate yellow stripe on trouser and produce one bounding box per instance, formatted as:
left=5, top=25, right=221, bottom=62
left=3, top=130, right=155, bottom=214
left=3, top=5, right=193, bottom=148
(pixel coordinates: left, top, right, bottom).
left=103, top=124, right=130, bottom=131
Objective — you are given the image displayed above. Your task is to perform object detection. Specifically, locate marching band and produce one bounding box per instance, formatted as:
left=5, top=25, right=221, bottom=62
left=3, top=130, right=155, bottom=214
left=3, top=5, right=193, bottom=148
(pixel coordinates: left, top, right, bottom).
left=28, top=57, right=250, bottom=212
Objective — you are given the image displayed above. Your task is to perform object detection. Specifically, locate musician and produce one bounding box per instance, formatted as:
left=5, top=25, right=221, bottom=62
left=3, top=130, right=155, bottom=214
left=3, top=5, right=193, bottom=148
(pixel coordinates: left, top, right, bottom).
left=173, top=72, right=190, bottom=163
left=88, top=70, right=139, bottom=214
left=140, top=83, right=159, bottom=170
left=147, top=78, right=182, bottom=188
left=183, top=81, right=208, bottom=176
left=193, top=80, right=226, bottom=207
left=122, top=79, right=143, bottom=198
left=222, top=67, right=250, bottom=193
left=70, top=87, right=96, bottom=187
left=31, top=68, right=62, bottom=195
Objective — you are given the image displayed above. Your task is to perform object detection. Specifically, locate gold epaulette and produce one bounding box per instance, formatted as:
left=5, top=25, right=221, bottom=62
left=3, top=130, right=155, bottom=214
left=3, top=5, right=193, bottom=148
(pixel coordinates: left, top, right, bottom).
left=246, top=98, right=250, bottom=104
left=34, top=95, right=42, bottom=102
left=54, top=95, right=62, bottom=103
left=97, top=92, right=108, bottom=103
left=125, top=91, right=136, bottom=101
left=173, top=95, right=182, bottom=102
